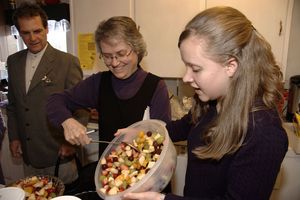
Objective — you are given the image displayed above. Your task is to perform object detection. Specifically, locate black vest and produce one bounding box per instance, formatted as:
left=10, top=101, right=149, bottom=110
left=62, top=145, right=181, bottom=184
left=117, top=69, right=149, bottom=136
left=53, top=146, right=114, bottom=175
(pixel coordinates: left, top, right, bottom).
left=97, top=71, right=160, bottom=156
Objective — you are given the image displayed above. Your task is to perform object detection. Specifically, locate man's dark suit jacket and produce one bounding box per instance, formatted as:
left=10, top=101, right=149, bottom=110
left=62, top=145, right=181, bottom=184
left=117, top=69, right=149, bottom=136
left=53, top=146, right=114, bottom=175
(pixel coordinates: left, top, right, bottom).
left=7, top=44, right=84, bottom=168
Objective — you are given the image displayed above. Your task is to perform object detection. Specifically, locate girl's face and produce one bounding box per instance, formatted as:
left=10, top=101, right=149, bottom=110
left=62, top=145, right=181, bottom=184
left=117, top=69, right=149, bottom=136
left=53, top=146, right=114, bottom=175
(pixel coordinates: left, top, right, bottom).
left=100, top=38, right=138, bottom=79
left=180, top=36, right=237, bottom=102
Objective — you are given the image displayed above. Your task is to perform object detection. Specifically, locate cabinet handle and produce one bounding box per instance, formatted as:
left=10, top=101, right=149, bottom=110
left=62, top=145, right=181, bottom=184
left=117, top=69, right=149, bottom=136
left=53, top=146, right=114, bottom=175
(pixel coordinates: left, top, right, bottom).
left=279, top=20, right=282, bottom=36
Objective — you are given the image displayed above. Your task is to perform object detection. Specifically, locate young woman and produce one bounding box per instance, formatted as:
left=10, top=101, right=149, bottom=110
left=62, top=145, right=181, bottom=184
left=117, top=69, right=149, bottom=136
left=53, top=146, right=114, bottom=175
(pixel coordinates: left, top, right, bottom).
left=122, top=6, right=288, bottom=200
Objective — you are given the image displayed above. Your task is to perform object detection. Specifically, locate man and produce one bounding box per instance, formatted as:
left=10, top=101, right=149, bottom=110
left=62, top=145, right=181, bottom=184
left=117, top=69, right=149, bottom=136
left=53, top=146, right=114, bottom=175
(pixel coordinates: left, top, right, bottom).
left=6, top=2, right=86, bottom=184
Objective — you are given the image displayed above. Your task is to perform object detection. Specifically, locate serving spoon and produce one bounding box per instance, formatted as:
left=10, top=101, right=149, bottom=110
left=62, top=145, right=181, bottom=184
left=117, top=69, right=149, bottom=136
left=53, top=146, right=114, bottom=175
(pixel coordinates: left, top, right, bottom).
left=86, top=130, right=140, bottom=152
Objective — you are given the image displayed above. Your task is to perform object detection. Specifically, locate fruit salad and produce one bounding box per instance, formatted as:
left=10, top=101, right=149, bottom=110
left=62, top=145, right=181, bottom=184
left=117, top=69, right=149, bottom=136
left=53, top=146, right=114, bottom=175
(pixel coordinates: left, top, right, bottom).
left=11, top=175, right=62, bottom=200
left=98, top=130, right=165, bottom=195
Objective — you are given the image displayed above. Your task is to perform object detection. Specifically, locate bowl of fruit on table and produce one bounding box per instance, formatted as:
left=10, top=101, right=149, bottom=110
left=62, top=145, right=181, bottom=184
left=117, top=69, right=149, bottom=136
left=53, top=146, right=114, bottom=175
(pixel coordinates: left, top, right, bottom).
left=94, top=119, right=177, bottom=200
left=9, top=175, right=65, bottom=200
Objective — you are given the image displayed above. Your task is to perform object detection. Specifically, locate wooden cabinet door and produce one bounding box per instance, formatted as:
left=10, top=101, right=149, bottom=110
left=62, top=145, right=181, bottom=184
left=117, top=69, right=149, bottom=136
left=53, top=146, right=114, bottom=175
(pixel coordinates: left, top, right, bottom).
left=70, top=0, right=133, bottom=74
left=205, top=0, right=293, bottom=79
left=135, top=0, right=205, bottom=78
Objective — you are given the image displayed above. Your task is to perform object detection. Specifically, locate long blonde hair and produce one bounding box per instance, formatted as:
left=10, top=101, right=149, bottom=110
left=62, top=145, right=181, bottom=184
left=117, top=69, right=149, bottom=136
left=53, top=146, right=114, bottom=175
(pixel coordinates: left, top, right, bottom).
left=178, top=7, right=283, bottom=160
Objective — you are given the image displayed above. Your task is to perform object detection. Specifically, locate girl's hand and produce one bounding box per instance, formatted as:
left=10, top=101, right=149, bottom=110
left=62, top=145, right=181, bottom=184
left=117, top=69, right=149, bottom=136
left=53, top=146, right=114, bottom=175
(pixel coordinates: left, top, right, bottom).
left=123, top=192, right=165, bottom=200
left=114, top=128, right=138, bottom=137
left=114, top=128, right=127, bottom=136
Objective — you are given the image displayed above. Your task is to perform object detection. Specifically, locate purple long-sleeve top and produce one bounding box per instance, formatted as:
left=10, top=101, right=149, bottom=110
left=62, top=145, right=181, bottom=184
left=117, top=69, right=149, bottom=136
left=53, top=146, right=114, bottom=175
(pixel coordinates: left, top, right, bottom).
left=47, top=68, right=171, bottom=128
left=0, top=110, right=6, bottom=149
left=165, top=101, right=288, bottom=200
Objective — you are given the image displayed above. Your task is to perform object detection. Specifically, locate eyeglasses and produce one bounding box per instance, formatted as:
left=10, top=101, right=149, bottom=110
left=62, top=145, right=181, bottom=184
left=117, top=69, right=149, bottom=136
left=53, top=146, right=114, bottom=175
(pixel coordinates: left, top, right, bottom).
left=101, top=49, right=133, bottom=65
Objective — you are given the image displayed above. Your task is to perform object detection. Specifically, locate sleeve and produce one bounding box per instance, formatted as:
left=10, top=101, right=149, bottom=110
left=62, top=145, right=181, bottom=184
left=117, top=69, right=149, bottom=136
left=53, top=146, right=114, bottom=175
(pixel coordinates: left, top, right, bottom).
left=149, top=79, right=171, bottom=123
left=0, top=110, right=5, bottom=149
left=223, top=121, right=288, bottom=199
left=6, top=55, right=19, bottom=142
left=65, top=55, right=83, bottom=89
left=47, top=73, right=101, bottom=128
left=0, top=109, right=5, bottom=132
left=166, top=113, right=192, bottom=142
left=65, top=55, right=91, bottom=126
left=165, top=194, right=201, bottom=200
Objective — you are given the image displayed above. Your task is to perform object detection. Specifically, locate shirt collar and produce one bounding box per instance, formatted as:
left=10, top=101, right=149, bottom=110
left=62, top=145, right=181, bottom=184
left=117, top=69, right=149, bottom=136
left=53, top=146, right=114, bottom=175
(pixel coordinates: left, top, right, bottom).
left=27, top=43, right=48, bottom=59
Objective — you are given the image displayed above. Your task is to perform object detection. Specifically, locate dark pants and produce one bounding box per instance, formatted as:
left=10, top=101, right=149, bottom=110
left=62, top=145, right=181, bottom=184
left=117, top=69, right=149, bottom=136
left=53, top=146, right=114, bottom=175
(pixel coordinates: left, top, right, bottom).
left=0, top=162, right=5, bottom=185
left=64, top=161, right=97, bottom=195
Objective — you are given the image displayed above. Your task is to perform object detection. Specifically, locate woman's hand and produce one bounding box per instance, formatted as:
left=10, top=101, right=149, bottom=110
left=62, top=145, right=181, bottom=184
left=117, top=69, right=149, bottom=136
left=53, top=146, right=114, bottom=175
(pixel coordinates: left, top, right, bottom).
left=123, top=192, right=165, bottom=200
left=62, top=118, right=91, bottom=145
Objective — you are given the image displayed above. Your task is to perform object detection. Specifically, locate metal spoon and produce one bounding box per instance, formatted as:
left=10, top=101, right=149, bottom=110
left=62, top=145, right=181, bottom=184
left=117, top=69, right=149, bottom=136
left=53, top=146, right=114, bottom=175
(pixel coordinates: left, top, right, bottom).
left=86, top=130, right=139, bottom=152
left=91, top=140, right=140, bottom=152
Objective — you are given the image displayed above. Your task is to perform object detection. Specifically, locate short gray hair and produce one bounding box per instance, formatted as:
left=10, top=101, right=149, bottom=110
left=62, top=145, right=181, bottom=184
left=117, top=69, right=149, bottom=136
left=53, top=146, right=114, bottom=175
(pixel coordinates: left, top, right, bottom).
left=95, top=16, right=147, bottom=64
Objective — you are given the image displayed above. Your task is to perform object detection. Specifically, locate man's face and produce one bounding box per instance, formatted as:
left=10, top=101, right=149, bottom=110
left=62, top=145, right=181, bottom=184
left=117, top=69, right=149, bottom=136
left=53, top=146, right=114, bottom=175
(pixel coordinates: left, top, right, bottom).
left=18, top=15, right=48, bottom=54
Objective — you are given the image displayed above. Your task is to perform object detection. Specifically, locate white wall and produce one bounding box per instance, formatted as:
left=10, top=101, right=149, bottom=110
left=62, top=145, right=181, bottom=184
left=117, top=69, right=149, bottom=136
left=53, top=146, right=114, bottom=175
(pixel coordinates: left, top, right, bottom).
left=0, top=26, right=8, bottom=62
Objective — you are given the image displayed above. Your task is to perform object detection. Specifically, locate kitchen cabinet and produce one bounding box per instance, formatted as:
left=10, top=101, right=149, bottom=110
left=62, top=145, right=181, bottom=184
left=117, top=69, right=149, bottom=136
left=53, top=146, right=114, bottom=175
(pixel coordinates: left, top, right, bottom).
left=134, top=0, right=293, bottom=78
left=70, top=0, right=293, bottom=79
left=285, top=0, right=300, bottom=89
left=70, top=0, right=133, bottom=74
left=71, top=0, right=133, bottom=48
left=135, top=0, right=205, bottom=78
left=70, top=0, right=204, bottom=77
left=205, top=0, right=294, bottom=81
